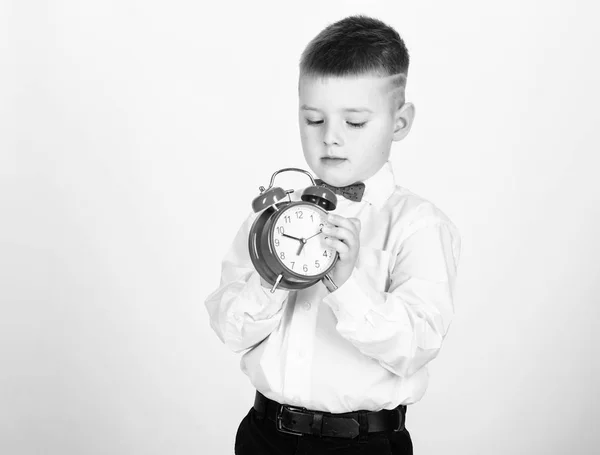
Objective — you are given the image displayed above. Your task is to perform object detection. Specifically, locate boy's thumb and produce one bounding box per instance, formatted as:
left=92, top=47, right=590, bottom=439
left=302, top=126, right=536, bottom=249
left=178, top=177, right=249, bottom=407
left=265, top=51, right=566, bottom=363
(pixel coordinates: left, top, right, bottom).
left=350, top=218, right=361, bottom=231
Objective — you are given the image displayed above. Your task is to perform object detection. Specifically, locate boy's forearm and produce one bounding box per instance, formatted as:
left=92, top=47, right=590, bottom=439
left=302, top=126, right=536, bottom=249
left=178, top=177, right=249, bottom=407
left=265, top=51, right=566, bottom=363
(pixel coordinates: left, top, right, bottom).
left=324, top=275, right=453, bottom=377
left=205, top=271, right=289, bottom=353
left=323, top=221, right=459, bottom=378
left=205, top=213, right=290, bottom=352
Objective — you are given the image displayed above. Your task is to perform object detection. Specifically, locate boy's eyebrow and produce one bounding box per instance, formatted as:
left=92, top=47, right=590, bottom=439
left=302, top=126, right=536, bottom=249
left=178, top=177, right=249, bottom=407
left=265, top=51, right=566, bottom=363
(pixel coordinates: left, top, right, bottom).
left=300, top=105, right=321, bottom=112
left=300, top=105, right=373, bottom=114
left=343, top=107, right=373, bottom=113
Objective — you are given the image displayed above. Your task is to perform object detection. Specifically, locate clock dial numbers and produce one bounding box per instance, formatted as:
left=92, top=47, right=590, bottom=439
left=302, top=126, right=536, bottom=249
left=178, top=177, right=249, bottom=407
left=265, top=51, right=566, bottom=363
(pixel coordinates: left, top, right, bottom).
left=271, top=205, right=336, bottom=277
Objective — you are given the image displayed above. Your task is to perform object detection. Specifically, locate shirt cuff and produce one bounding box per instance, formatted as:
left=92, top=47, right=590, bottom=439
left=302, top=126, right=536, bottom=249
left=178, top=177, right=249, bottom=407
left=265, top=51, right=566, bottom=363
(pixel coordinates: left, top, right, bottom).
left=322, top=271, right=371, bottom=322
left=241, top=273, right=289, bottom=319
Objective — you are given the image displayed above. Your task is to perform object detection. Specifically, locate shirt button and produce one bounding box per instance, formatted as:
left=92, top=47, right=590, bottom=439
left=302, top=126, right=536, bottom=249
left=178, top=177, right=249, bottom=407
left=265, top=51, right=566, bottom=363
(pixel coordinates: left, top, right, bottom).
left=303, top=302, right=311, bottom=311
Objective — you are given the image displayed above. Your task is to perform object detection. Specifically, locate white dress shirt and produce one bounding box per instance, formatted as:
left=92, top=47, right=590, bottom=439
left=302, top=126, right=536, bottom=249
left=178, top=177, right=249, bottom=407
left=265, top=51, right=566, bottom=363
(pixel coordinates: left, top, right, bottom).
left=205, top=162, right=461, bottom=413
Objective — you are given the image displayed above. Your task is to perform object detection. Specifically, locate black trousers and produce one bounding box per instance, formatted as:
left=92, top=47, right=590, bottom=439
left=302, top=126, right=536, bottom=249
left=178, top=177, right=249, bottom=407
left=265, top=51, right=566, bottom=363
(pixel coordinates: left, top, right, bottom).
left=234, top=407, right=413, bottom=455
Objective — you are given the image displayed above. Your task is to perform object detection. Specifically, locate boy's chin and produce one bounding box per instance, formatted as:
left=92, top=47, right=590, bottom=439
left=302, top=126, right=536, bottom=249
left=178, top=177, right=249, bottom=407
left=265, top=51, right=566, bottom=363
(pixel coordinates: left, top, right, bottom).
left=306, top=161, right=358, bottom=187
left=315, top=172, right=357, bottom=188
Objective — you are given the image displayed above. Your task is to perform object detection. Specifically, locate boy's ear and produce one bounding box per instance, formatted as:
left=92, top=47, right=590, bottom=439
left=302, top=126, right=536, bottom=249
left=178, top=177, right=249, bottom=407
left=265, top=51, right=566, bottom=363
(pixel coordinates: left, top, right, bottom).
left=392, top=102, right=415, bottom=142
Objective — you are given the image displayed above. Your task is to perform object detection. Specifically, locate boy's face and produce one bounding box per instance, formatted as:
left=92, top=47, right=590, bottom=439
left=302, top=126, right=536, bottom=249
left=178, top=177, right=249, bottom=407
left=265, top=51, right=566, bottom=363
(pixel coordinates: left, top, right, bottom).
left=298, top=74, right=411, bottom=187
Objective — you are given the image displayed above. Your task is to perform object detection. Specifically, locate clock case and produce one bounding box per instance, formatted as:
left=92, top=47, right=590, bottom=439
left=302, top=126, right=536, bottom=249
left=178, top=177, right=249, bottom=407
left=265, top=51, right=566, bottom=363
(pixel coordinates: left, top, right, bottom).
left=248, top=168, right=339, bottom=293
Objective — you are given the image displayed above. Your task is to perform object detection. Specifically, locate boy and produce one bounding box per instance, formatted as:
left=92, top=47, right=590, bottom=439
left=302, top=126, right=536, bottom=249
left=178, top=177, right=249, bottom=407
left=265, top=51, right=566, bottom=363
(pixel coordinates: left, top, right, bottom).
left=205, top=15, right=460, bottom=455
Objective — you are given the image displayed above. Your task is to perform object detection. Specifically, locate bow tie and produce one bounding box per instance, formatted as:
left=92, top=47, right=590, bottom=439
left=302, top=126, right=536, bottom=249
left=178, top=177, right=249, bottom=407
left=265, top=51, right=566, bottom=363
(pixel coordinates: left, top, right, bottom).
left=315, top=179, right=365, bottom=202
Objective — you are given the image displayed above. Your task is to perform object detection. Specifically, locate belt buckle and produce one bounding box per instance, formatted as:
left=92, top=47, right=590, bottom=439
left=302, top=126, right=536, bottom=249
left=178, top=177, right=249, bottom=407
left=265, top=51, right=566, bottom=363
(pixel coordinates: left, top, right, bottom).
left=393, top=406, right=405, bottom=432
left=276, top=404, right=305, bottom=437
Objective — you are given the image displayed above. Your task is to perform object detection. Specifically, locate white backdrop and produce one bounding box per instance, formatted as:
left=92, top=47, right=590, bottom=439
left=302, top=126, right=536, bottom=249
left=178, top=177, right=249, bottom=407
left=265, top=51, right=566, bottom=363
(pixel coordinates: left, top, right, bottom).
left=2, top=1, right=599, bottom=454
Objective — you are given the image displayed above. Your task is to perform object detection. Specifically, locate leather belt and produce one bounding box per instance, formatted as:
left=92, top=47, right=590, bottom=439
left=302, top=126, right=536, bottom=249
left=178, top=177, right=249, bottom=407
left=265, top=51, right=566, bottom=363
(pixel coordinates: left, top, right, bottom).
left=253, top=391, right=406, bottom=439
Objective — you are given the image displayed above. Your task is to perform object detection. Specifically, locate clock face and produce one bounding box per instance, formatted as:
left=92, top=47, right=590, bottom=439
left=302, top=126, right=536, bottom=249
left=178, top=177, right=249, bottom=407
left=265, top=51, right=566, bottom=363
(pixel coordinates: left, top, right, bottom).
left=271, top=204, right=337, bottom=278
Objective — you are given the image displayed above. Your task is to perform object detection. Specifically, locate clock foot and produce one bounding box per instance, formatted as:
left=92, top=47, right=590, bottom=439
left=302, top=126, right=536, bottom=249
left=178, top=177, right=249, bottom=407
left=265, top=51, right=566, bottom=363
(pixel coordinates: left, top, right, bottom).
left=322, top=274, right=338, bottom=293
left=270, top=274, right=284, bottom=293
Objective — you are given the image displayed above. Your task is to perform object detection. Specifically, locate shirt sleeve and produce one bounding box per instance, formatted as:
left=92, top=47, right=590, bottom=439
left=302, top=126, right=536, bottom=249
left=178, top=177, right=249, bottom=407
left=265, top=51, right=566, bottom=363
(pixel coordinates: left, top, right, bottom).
left=322, top=219, right=461, bottom=378
left=205, top=213, right=290, bottom=353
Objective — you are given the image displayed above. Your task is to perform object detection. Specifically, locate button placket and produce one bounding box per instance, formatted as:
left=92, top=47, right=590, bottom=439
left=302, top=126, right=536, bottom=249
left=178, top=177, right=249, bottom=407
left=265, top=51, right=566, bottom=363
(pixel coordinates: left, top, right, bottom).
left=282, top=290, right=320, bottom=403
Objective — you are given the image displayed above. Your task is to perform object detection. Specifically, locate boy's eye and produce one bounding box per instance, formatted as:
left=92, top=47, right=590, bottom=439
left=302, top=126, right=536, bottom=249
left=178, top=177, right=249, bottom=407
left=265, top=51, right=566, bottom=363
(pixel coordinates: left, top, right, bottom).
left=347, top=121, right=367, bottom=129
left=305, top=119, right=324, bottom=126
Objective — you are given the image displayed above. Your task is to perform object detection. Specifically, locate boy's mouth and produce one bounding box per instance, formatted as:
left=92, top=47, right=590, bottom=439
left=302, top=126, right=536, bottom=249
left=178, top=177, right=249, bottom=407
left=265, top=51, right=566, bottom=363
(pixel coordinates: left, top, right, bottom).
left=321, top=157, right=347, bottom=167
left=321, top=157, right=347, bottom=164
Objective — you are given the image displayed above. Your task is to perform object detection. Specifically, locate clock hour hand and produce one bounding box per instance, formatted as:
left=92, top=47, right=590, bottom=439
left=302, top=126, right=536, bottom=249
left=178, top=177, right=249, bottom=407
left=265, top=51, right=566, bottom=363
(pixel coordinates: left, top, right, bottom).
left=296, top=239, right=307, bottom=256
left=297, top=226, right=324, bottom=255
left=281, top=232, right=307, bottom=255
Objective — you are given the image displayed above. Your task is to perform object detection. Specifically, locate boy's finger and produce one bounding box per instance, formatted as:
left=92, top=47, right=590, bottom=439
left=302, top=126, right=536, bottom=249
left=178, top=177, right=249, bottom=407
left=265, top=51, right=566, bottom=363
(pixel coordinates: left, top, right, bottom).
left=339, top=217, right=360, bottom=237
left=324, top=237, right=350, bottom=255
left=323, top=228, right=358, bottom=250
left=349, top=218, right=361, bottom=232
left=327, top=214, right=361, bottom=235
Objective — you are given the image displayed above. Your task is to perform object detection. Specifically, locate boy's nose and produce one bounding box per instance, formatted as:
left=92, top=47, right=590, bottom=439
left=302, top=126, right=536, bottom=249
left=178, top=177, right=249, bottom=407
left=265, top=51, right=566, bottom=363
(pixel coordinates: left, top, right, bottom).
left=323, top=124, right=344, bottom=147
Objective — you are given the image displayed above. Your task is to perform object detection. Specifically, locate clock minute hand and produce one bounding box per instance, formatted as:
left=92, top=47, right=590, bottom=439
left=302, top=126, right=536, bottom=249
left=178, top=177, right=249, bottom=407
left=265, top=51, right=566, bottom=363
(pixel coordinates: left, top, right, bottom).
left=281, top=233, right=302, bottom=242
left=280, top=232, right=306, bottom=255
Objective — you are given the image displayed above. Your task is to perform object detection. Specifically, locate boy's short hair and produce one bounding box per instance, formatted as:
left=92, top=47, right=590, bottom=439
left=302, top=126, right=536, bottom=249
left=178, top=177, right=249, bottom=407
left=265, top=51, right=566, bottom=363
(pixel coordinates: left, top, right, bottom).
left=300, top=15, right=410, bottom=105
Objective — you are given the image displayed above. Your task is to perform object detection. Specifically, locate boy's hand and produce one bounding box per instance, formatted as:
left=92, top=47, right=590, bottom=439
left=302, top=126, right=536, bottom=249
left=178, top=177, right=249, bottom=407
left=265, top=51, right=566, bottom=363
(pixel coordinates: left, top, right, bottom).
left=322, top=213, right=361, bottom=288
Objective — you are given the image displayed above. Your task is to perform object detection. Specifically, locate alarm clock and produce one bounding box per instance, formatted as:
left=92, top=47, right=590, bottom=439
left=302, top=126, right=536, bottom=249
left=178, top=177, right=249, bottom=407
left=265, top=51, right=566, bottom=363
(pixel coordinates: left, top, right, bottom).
left=248, top=168, right=339, bottom=293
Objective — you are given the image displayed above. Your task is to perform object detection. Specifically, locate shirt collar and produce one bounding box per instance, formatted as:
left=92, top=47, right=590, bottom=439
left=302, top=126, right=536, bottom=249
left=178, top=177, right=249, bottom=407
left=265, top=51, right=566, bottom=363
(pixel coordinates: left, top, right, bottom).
left=358, top=161, right=396, bottom=209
